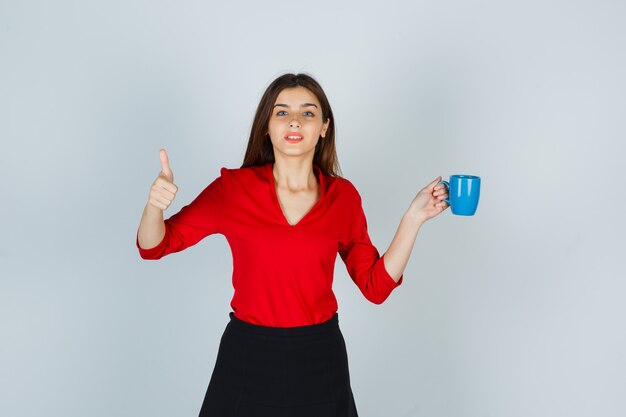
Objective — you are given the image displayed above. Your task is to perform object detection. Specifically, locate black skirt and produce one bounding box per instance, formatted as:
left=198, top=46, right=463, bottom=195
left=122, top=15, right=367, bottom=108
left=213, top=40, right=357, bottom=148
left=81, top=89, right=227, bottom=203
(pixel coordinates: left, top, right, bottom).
left=198, top=312, right=359, bottom=417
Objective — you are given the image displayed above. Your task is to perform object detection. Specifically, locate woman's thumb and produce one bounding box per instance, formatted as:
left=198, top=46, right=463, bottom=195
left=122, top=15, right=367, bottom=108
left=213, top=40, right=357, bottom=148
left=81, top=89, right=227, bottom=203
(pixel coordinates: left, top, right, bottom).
left=160, top=149, right=173, bottom=181
left=429, top=176, right=442, bottom=187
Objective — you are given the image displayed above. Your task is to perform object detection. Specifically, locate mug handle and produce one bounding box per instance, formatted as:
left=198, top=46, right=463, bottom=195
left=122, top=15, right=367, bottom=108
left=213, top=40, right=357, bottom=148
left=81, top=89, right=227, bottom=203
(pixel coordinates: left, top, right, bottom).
left=437, top=180, right=451, bottom=205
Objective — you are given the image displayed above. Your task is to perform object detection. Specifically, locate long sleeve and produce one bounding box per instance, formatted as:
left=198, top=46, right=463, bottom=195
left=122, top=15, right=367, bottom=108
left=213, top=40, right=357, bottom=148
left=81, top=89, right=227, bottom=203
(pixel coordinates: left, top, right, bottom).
left=136, top=170, right=225, bottom=260
left=338, top=190, right=402, bottom=304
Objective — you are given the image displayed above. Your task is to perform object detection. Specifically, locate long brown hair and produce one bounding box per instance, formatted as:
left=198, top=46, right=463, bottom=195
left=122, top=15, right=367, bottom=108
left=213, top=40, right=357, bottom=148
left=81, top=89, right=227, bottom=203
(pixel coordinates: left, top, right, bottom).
left=241, top=73, right=341, bottom=177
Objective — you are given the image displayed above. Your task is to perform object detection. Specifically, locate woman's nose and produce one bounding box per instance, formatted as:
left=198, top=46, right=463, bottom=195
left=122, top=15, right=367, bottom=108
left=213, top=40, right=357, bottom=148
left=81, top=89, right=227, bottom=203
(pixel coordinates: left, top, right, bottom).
left=289, top=117, right=301, bottom=128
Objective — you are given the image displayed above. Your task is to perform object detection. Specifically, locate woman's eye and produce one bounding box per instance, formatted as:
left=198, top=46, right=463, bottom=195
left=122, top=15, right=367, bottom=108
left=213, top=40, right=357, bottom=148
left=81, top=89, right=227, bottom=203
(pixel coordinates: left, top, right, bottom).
left=275, top=110, right=314, bottom=117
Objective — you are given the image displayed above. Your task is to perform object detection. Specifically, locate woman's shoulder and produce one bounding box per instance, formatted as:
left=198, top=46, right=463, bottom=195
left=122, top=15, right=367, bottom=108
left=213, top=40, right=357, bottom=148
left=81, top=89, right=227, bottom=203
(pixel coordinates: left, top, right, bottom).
left=327, top=174, right=362, bottom=201
left=328, top=175, right=353, bottom=190
left=216, top=163, right=269, bottom=183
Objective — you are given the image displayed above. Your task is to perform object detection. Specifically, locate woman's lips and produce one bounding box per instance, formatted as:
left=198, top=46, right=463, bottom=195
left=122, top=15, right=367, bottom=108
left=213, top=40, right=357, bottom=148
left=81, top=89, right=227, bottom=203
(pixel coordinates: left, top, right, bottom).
left=285, top=132, right=303, bottom=143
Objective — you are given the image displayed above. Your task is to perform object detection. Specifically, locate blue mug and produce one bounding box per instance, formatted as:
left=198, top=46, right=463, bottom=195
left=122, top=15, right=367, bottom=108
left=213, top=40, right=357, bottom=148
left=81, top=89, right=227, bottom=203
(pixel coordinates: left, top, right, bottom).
left=438, top=175, right=481, bottom=216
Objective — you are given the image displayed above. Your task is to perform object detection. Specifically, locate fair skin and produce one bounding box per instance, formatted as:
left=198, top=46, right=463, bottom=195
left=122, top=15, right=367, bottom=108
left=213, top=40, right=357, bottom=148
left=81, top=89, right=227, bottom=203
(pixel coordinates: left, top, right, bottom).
left=137, top=86, right=449, bottom=283
left=266, top=87, right=329, bottom=226
left=137, top=149, right=177, bottom=250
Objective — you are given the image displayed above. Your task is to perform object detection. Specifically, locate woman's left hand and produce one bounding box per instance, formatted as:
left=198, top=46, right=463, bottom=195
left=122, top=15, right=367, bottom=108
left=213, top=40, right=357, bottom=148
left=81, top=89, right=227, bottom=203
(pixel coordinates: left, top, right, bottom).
left=407, top=176, right=449, bottom=223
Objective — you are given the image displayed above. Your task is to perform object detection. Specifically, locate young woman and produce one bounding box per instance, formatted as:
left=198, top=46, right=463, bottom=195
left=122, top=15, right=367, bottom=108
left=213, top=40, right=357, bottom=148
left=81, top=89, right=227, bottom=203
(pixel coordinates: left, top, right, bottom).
left=136, top=73, right=449, bottom=417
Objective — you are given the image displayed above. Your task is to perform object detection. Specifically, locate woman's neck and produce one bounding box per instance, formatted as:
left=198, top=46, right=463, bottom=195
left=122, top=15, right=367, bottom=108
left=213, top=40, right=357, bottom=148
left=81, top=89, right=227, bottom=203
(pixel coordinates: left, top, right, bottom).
left=272, top=157, right=318, bottom=193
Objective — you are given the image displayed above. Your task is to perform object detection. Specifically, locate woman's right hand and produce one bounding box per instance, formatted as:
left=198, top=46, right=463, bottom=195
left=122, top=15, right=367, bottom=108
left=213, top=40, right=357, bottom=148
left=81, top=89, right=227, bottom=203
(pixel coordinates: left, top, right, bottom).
left=148, top=149, right=178, bottom=211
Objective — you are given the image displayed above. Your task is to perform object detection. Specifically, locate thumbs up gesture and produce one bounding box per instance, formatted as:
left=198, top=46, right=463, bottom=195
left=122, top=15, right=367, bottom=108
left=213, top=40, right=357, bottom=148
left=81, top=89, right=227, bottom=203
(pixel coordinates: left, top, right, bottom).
left=148, top=149, right=178, bottom=211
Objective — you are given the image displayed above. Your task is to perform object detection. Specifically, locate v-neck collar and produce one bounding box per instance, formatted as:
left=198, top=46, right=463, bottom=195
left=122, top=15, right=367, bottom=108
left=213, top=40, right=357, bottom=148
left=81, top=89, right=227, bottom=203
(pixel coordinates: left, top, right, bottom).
left=266, top=162, right=325, bottom=227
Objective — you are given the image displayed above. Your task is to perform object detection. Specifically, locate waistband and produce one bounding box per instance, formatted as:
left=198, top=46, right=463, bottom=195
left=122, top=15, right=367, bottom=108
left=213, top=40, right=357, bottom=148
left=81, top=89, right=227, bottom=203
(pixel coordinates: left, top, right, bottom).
left=228, top=312, right=339, bottom=337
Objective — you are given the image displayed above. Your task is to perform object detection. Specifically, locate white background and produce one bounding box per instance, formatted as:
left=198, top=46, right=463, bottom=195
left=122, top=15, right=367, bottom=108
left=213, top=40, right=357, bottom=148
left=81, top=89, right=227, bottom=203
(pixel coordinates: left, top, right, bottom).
left=1, top=1, right=625, bottom=416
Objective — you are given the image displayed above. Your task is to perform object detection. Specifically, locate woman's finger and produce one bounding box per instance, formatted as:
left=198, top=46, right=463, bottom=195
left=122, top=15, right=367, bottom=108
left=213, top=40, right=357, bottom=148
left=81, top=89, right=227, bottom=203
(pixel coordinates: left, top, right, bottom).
left=155, top=176, right=178, bottom=192
left=160, top=149, right=174, bottom=181
left=156, top=187, right=176, bottom=201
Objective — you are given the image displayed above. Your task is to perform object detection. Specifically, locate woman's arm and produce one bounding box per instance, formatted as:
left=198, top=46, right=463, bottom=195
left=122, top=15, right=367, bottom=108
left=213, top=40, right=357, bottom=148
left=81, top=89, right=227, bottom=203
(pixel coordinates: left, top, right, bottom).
left=383, top=177, right=449, bottom=282
left=136, top=155, right=225, bottom=260
left=137, top=204, right=166, bottom=249
left=137, top=149, right=178, bottom=249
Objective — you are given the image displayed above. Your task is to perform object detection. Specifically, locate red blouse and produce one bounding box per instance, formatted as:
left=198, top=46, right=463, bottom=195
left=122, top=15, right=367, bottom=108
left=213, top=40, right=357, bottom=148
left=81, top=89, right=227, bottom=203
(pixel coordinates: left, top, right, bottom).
left=136, top=162, right=402, bottom=327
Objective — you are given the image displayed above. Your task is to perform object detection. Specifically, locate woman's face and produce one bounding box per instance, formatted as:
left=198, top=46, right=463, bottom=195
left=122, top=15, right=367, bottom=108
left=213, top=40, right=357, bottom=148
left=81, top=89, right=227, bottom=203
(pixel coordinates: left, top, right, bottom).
left=267, top=86, right=330, bottom=161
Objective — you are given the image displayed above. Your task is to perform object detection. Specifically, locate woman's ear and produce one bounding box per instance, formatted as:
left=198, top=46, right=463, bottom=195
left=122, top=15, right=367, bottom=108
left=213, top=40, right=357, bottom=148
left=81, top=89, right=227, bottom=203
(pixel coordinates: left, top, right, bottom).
left=321, top=118, right=330, bottom=138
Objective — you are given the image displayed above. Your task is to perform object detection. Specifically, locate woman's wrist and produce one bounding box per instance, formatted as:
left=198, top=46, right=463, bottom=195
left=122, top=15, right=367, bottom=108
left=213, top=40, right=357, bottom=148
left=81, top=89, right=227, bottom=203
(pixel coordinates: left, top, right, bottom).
left=403, top=207, right=427, bottom=227
left=144, top=202, right=165, bottom=219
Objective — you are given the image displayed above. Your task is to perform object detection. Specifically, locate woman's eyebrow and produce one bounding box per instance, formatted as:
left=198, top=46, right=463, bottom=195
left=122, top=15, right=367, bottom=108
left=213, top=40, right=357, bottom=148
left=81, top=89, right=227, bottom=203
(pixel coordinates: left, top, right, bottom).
left=273, top=103, right=318, bottom=109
